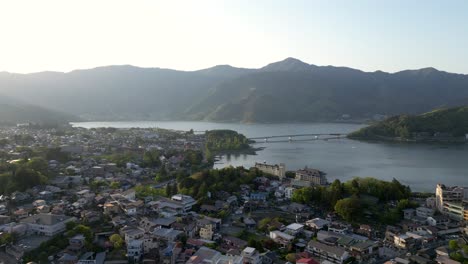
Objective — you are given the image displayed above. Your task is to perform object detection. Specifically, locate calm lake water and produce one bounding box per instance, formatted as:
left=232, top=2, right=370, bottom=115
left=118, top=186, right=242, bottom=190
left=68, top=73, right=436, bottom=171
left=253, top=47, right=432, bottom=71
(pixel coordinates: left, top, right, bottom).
left=72, top=121, right=468, bottom=192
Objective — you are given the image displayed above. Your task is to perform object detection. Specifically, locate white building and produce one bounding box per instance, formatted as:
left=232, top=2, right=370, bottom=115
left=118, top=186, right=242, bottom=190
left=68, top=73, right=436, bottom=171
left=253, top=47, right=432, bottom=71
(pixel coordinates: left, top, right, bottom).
left=285, top=187, right=295, bottom=199
left=241, top=247, right=261, bottom=264
left=269, top=230, right=294, bottom=246
left=416, top=207, right=434, bottom=218
left=171, top=194, right=196, bottom=212
left=127, top=239, right=143, bottom=262
left=435, top=184, right=466, bottom=213
left=306, top=218, right=330, bottom=230
left=20, top=214, right=76, bottom=236
left=285, top=223, right=304, bottom=236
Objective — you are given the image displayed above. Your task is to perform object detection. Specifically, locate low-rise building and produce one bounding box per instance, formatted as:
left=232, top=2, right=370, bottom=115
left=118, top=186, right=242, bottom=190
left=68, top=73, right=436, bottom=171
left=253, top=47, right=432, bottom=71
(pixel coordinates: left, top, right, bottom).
left=254, top=162, right=286, bottom=179
left=416, top=207, right=434, bottom=219
left=307, top=240, right=349, bottom=264
left=306, top=218, right=330, bottom=230
left=285, top=223, right=304, bottom=236
left=427, top=215, right=450, bottom=226
left=285, top=187, right=295, bottom=199
left=241, top=247, right=261, bottom=264
left=20, top=214, right=76, bottom=236
left=199, top=224, right=214, bottom=241
left=269, top=230, right=294, bottom=247
left=394, top=234, right=414, bottom=249
left=403, top=209, right=415, bottom=220
left=127, top=239, right=143, bottom=262
left=171, top=194, right=196, bottom=212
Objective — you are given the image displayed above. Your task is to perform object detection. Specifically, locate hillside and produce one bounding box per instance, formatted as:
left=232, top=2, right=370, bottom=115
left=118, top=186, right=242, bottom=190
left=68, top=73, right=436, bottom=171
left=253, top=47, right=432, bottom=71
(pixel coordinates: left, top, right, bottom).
left=347, top=106, right=468, bottom=141
left=1, top=58, right=468, bottom=122
left=0, top=96, right=79, bottom=125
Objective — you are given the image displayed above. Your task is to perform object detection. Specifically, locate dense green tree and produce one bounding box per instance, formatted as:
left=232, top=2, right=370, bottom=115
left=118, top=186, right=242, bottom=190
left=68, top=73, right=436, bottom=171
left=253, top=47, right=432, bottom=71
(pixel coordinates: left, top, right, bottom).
left=110, top=234, right=124, bottom=249
left=334, top=196, right=361, bottom=222
left=449, top=240, right=459, bottom=250
left=171, top=183, right=178, bottom=195
left=26, top=157, right=49, bottom=176
left=143, top=149, right=161, bottom=167
left=166, top=183, right=172, bottom=197
left=449, top=252, right=464, bottom=262
left=110, top=181, right=120, bottom=189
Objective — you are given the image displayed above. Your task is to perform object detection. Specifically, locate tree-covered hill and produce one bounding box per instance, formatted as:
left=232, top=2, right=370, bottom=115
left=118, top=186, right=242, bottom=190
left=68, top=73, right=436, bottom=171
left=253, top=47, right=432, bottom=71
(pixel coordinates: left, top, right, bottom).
left=348, top=106, right=468, bottom=141
left=204, top=130, right=251, bottom=151
left=0, top=95, right=79, bottom=125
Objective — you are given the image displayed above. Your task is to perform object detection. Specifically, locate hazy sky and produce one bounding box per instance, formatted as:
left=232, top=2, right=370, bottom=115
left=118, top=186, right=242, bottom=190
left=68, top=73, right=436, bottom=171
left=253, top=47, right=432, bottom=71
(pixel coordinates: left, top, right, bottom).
left=1, top=0, right=467, bottom=74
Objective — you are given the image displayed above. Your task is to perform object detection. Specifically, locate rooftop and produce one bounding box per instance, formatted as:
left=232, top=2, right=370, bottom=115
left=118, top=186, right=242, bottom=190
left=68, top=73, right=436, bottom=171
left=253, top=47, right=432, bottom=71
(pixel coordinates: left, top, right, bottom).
left=287, top=223, right=304, bottom=230
left=308, top=240, right=347, bottom=257
left=20, top=214, right=73, bottom=226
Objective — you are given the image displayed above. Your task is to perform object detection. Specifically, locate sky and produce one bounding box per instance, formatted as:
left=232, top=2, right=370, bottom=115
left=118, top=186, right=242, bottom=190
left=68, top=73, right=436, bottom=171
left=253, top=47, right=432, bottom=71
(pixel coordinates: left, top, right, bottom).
left=0, top=0, right=467, bottom=74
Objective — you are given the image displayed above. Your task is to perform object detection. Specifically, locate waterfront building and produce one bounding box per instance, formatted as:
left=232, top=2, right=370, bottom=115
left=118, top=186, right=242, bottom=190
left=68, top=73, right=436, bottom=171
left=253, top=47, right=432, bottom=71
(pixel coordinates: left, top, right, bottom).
left=254, top=162, right=286, bottom=179
left=292, top=167, right=327, bottom=187
left=435, top=184, right=467, bottom=213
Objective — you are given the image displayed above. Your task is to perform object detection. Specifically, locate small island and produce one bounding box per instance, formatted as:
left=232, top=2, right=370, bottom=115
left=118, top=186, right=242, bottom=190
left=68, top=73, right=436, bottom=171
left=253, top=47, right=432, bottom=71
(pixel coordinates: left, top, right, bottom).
left=348, top=106, right=468, bottom=143
left=203, top=129, right=256, bottom=162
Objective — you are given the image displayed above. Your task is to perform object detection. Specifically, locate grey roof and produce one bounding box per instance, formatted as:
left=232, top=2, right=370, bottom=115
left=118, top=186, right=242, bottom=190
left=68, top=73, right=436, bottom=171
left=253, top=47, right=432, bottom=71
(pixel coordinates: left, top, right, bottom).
left=308, top=240, right=347, bottom=257
left=153, top=228, right=183, bottom=240
left=20, top=214, right=73, bottom=226
left=153, top=217, right=177, bottom=226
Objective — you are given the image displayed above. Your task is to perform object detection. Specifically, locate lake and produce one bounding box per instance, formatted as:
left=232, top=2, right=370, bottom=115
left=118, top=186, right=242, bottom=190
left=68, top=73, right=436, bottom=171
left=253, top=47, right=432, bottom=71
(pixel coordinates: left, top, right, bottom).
left=71, top=121, right=468, bottom=192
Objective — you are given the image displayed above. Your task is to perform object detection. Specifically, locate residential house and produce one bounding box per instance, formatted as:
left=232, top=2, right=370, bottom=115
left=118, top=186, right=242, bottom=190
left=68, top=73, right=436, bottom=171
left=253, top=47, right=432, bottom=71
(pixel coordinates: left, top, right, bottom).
left=394, top=234, right=414, bottom=249
left=153, top=227, right=183, bottom=243
left=403, top=209, right=416, bottom=220
left=306, top=218, right=330, bottom=230
left=285, top=187, right=295, bottom=199
left=68, top=234, right=86, bottom=252
left=285, top=223, right=304, bottom=236
left=427, top=215, right=450, bottom=227
left=307, top=240, right=350, bottom=264
left=416, top=207, right=434, bottom=219
left=171, top=194, right=196, bottom=211
left=269, top=230, right=294, bottom=247
left=121, top=227, right=145, bottom=243
left=250, top=192, right=268, bottom=202
left=127, top=239, right=144, bottom=262
left=199, top=224, right=214, bottom=241
left=241, top=247, right=261, bottom=264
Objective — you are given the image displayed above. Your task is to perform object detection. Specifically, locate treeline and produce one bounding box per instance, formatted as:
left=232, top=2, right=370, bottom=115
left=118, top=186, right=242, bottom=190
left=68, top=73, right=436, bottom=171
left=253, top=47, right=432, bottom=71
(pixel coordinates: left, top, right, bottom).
left=292, top=177, right=413, bottom=223
left=178, top=166, right=264, bottom=199
left=349, top=106, right=468, bottom=139
left=0, top=157, right=50, bottom=195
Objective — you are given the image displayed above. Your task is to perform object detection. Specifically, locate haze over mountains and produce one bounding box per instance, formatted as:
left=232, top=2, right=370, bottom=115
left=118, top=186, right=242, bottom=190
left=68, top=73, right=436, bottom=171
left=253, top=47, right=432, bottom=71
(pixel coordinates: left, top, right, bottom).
left=1, top=57, right=468, bottom=123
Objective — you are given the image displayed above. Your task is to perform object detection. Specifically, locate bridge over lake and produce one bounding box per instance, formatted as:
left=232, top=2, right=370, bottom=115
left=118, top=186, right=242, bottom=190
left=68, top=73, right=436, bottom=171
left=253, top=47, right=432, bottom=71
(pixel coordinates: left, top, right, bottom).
left=248, top=133, right=348, bottom=143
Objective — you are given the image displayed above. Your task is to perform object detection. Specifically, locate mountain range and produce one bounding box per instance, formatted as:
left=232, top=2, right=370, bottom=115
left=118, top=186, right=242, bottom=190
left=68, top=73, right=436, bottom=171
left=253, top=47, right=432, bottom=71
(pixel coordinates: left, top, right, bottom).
left=1, top=57, right=468, bottom=123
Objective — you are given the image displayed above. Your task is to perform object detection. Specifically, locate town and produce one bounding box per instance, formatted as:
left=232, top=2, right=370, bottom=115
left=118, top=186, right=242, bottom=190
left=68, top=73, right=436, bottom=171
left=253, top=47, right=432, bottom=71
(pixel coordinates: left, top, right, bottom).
left=0, top=125, right=467, bottom=264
